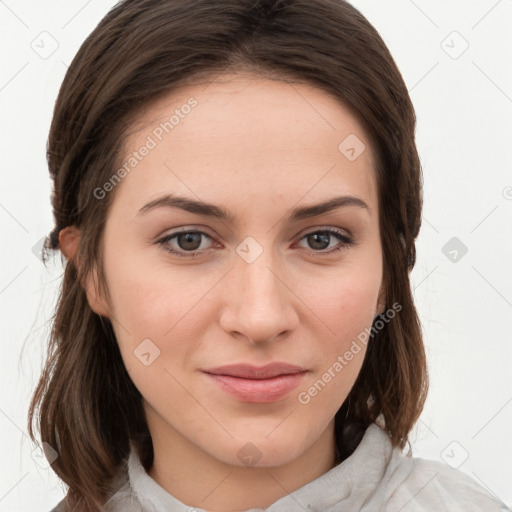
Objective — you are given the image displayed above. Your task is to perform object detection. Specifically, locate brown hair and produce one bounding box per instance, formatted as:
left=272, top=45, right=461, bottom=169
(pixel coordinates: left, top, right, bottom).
left=28, top=0, right=428, bottom=510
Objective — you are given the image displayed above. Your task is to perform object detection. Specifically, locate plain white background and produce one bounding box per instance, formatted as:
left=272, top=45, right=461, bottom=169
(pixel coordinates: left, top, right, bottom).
left=1, top=1, right=511, bottom=510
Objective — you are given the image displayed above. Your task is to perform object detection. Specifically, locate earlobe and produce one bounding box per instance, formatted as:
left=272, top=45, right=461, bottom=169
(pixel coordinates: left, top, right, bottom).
left=58, top=226, right=111, bottom=318
left=83, top=267, right=111, bottom=318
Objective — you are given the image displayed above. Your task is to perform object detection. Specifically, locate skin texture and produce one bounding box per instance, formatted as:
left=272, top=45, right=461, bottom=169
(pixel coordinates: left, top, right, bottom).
left=60, top=73, right=386, bottom=511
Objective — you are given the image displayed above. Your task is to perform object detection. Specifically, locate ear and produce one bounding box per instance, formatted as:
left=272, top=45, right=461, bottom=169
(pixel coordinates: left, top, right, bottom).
left=59, top=226, right=111, bottom=318
left=59, top=225, right=80, bottom=263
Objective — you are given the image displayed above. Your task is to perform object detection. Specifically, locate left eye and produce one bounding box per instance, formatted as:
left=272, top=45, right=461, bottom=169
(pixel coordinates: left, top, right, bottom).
left=296, top=229, right=353, bottom=253
left=157, top=228, right=353, bottom=258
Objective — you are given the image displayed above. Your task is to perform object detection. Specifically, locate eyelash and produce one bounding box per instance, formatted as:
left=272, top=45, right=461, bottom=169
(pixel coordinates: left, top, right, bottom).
left=156, top=228, right=354, bottom=259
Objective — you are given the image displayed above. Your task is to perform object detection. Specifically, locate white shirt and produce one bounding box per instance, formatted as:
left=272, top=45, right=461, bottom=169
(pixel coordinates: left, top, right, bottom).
left=52, top=423, right=511, bottom=511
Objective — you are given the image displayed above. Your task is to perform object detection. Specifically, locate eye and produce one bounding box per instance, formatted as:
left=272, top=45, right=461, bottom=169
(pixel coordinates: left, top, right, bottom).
left=296, top=228, right=354, bottom=255
left=157, top=230, right=215, bottom=258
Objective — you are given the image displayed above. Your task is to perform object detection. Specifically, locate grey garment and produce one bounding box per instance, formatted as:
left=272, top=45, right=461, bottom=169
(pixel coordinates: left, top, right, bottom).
left=51, top=423, right=511, bottom=512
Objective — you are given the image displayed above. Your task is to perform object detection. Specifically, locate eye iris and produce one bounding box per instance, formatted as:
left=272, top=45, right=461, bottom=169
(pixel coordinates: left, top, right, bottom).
left=178, top=232, right=202, bottom=251
left=308, top=232, right=330, bottom=250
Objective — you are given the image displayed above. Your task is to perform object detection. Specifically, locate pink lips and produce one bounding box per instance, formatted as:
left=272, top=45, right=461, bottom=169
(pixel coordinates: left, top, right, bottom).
left=202, top=363, right=308, bottom=403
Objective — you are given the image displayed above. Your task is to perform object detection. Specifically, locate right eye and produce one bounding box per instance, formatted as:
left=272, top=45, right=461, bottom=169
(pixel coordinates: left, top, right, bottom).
left=157, top=230, right=216, bottom=258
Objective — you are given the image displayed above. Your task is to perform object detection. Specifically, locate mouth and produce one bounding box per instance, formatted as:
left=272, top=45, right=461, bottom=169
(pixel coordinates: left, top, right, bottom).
left=201, top=363, right=308, bottom=403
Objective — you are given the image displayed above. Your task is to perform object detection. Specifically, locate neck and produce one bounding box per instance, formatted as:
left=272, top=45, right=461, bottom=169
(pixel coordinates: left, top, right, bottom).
left=145, top=406, right=338, bottom=511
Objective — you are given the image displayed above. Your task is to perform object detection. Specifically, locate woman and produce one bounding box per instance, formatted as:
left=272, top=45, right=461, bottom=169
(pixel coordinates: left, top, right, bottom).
left=29, top=0, right=510, bottom=510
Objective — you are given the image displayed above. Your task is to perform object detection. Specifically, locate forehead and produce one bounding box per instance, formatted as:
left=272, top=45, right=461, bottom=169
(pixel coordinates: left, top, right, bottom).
left=116, top=73, right=377, bottom=216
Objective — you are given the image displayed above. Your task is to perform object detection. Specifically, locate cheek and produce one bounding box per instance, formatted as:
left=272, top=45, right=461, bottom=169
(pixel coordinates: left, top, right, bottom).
left=104, top=246, right=217, bottom=340
left=297, top=292, right=373, bottom=416
left=300, top=266, right=380, bottom=346
left=291, top=268, right=380, bottom=411
left=103, top=251, right=223, bottom=396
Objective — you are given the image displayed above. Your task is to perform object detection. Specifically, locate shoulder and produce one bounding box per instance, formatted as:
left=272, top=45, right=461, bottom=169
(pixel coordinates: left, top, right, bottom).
left=377, top=447, right=510, bottom=512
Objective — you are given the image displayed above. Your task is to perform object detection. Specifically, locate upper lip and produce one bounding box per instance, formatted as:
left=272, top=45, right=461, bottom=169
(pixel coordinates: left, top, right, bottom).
left=202, top=363, right=307, bottom=380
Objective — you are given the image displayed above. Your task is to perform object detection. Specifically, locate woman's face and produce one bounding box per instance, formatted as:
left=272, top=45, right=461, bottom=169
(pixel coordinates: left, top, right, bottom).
left=89, top=73, right=385, bottom=468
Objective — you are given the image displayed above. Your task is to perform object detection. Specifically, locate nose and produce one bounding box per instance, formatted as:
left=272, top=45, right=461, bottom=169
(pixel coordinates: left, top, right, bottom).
left=219, top=247, right=299, bottom=345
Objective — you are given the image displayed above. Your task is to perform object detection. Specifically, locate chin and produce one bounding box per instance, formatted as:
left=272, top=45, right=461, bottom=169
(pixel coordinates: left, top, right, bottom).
left=212, top=431, right=312, bottom=469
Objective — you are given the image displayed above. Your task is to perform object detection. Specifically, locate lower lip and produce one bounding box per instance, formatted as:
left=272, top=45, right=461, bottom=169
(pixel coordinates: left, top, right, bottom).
left=203, top=371, right=307, bottom=403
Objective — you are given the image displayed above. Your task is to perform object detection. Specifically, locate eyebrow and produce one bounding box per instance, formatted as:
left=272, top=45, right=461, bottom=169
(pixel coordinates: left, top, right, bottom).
left=136, top=193, right=370, bottom=223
